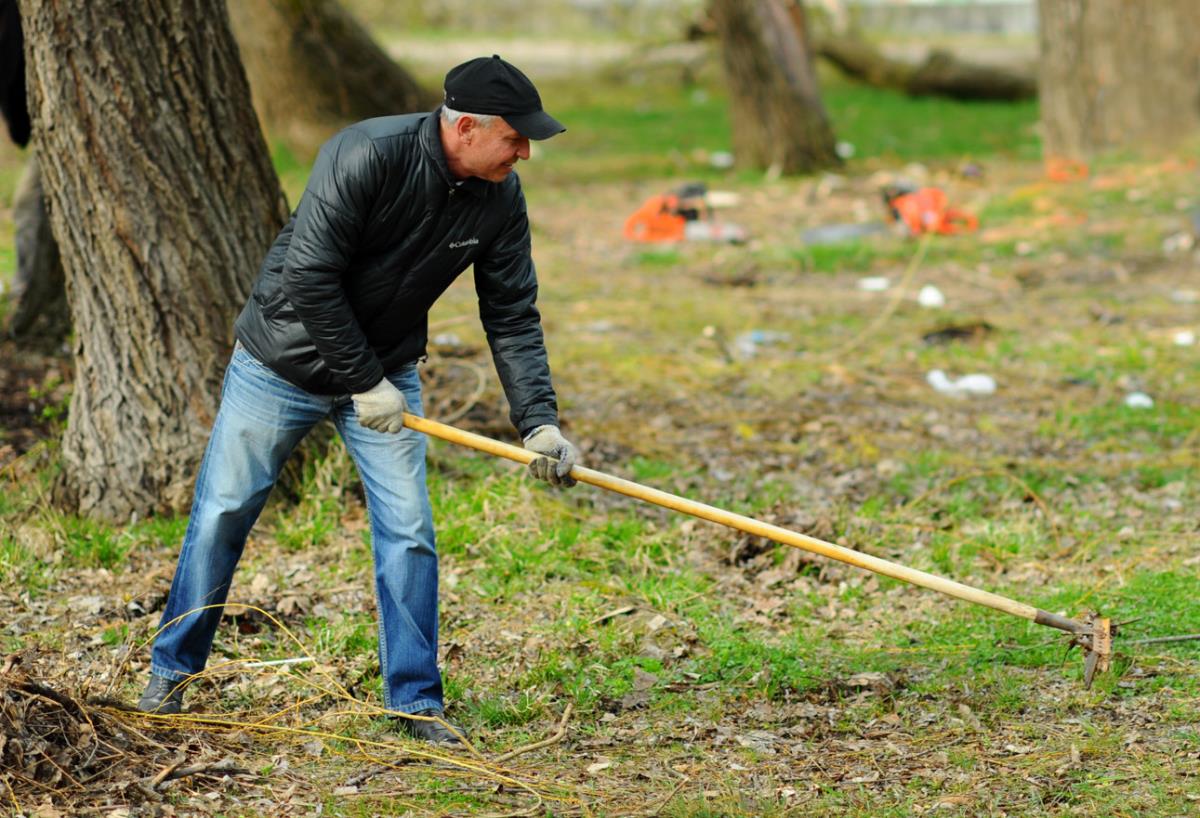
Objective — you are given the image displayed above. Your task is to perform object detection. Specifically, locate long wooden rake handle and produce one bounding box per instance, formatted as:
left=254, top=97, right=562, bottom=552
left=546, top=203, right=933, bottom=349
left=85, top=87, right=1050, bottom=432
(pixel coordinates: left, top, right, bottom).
left=404, top=413, right=1084, bottom=636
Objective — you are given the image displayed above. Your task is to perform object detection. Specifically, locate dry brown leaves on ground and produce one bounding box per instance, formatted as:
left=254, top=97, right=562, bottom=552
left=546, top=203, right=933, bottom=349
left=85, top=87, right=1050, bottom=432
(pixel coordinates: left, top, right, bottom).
left=0, top=654, right=254, bottom=817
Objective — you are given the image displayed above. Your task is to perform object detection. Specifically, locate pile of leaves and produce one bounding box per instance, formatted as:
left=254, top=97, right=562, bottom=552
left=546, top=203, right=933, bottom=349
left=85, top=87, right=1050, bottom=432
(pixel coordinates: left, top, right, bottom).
left=0, top=655, right=248, bottom=817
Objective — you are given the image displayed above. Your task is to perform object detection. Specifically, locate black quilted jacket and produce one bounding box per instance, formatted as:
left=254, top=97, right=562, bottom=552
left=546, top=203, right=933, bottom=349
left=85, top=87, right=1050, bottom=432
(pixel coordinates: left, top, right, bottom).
left=235, top=109, right=558, bottom=436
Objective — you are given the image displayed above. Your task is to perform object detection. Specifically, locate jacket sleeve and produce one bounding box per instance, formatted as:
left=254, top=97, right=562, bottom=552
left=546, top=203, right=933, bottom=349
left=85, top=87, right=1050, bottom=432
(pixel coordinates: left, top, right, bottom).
left=473, top=187, right=560, bottom=437
left=281, top=127, right=386, bottom=394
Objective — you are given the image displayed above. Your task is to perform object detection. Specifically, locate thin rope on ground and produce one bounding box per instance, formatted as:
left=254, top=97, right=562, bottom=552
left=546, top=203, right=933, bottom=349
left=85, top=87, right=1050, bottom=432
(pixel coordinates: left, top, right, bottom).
left=821, top=231, right=934, bottom=362
left=103, top=602, right=585, bottom=811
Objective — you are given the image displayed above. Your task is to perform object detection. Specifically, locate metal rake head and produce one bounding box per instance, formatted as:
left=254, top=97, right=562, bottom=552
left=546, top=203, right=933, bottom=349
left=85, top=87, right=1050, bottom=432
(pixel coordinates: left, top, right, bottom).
left=1067, top=612, right=1116, bottom=688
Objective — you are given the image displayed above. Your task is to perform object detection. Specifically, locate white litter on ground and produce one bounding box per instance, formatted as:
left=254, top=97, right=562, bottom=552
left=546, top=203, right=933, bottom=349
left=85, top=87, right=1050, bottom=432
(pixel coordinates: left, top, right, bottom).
left=733, top=329, right=791, bottom=360
left=708, top=151, right=735, bottom=169
left=704, top=190, right=741, bottom=208
left=1162, top=232, right=1195, bottom=255
left=858, top=276, right=890, bottom=292
left=917, top=284, right=946, bottom=308
left=927, top=369, right=997, bottom=397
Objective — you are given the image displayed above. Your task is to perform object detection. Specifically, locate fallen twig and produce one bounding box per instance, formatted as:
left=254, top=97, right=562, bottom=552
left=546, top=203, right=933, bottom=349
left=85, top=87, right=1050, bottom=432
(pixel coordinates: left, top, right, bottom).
left=147, top=753, right=188, bottom=789
left=155, top=758, right=250, bottom=786
left=11, top=676, right=88, bottom=721
left=130, top=780, right=164, bottom=802
left=1125, top=633, right=1200, bottom=646
left=588, top=605, right=636, bottom=626
left=442, top=361, right=488, bottom=424
left=342, top=763, right=392, bottom=789
left=641, top=776, right=689, bottom=817
left=494, top=704, right=574, bottom=764
left=477, top=794, right=546, bottom=818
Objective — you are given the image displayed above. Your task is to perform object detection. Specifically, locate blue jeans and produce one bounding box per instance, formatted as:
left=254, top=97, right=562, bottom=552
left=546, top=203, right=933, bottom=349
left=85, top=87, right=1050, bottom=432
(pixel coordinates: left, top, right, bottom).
left=150, top=343, right=442, bottom=714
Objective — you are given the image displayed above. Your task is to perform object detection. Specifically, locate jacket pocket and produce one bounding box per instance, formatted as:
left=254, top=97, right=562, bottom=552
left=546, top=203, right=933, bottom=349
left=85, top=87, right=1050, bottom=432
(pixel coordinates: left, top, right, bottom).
left=258, top=290, right=289, bottom=320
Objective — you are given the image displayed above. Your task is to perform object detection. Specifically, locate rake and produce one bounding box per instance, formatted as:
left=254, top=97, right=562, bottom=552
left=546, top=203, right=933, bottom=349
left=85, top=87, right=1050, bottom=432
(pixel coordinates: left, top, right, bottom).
left=404, top=413, right=1116, bottom=687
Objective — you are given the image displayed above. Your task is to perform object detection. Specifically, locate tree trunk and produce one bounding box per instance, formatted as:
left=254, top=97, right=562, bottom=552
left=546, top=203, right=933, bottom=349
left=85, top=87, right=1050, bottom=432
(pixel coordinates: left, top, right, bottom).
left=816, top=34, right=1036, bottom=102
left=1038, top=0, right=1200, bottom=159
left=710, top=0, right=840, bottom=175
left=19, top=0, right=289, bottom=521
left=228, top=0, right=438, bottom=153
left=6, top=156, right=69, bottom=345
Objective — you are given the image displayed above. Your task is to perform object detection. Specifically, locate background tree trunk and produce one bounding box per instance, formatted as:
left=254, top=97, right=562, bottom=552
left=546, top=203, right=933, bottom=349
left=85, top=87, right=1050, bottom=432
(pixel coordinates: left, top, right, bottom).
left=6, top=156, right=68, bottom=345
left=228, top=0, right=438, bottom=153
left=20, top=0, right=289, bottom=521
left=710, top=0, right=840, bottom=175
left=816, top=34, right=1036, bottom=101
left=1038, top=0, right=1200, bottom=160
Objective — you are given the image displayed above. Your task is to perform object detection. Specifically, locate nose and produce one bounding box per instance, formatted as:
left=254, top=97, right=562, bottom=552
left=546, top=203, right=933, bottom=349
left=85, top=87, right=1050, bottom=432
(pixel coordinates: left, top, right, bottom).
left=516, top=138, right=531, bottom=161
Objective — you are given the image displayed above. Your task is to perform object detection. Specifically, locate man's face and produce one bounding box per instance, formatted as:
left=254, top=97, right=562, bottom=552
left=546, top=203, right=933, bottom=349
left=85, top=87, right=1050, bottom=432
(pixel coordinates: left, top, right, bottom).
left=462, top=117, right=531, bottom=182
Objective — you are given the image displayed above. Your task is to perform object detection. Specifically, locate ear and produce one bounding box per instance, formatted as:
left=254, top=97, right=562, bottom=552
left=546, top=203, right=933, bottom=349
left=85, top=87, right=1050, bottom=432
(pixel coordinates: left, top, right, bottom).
left=455, top=115, right=477, bottom=143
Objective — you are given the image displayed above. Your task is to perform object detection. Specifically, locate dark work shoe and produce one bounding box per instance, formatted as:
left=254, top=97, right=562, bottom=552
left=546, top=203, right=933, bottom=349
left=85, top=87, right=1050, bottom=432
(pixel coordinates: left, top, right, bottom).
left=393, top=708, right=464, bottom=745
left=137, top=674, right=187, bottom=714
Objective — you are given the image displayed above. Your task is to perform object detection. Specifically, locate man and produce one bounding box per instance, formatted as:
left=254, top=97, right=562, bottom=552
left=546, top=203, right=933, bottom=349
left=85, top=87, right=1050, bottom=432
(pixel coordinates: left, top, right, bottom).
left=0, top=1, right=27, bottom=147
left=1, top=0, right=69, bottom=343
left=136, top=56, right=580, bottom=745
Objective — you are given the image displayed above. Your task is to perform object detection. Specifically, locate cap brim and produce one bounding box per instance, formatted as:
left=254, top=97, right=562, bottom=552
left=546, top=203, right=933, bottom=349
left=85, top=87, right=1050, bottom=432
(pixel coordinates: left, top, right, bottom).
left=503, top=110, right=566, bottom=140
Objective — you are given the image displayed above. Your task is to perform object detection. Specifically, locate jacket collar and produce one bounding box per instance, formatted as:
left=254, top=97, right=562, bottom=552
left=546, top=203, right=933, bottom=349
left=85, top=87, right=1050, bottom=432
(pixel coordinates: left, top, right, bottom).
left=420, top=107, right=488, bottom=197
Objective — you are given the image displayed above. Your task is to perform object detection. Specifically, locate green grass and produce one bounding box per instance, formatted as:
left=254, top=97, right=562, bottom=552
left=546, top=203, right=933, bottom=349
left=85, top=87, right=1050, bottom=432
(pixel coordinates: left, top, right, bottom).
left=467, top=691, right=546, bottom=728
left=791, top=237, right=892, bottom=274
left=0, top=532, right=53, bottom=594
left=0, top=146, right=25, bottom=209
left=1056, top=402, right=1197, bottom=454
left=307, top=612, right=377, bottom=658
left=823, top=78, right=1040, bottom=162
left=628, top=456, right=682, bottom=484
left=977, top=188, right=1040, bottom=223
left=788, top=227, right=1041, bottom=276
left=1134, top=464, right=1193, bottom=490
left=267, top=435, right=359, bottom=551
left=57, top=516, right=132, bottom=568
left=0, top=472, right=189, bottom=592
left=0, top=242, right=14, bottom=280
left=0, top=235, right=14, bottom=326
left=270, top=139, right=311, bottom=208
left=632, top=249, right=684, bottom=267
left=529, top=70, right=1039, bottom=185
left=1101, top=571, right=1200, bottom=652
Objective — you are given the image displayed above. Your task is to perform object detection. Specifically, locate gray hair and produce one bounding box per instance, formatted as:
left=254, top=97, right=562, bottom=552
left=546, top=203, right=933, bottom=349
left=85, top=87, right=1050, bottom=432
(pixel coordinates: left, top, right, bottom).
left=441, top=106, right=496, bottom=128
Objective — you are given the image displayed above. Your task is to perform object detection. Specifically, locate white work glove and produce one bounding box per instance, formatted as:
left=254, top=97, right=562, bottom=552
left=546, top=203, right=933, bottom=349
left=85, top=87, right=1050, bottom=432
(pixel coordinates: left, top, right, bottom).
left=523, top=425, right=579, bottom=488
left=352, top=378, right=408, bottom=433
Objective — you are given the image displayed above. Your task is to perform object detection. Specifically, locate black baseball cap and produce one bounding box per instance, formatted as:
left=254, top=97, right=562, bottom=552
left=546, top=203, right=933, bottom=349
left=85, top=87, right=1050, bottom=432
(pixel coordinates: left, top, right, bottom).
left=443, top=55, right=566, bottom=140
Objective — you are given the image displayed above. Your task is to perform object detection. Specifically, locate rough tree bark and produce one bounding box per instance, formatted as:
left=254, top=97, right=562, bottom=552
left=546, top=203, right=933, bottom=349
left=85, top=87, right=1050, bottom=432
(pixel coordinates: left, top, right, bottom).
left=228, top=0, right=437, bottom=152
left=19, top=0, right=289, bottom=520
left=1038, top=0, right=1200, bottom=159
left=709, top=0, right=840, bottom=175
